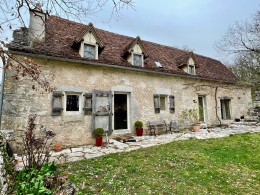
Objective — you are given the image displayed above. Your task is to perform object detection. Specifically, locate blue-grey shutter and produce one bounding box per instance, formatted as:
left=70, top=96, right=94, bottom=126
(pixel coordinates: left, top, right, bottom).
left=154, top=94, right=160, bottom=113
left=52, top=91, right=63, bottom=116
left=92, top=90, right=113, bottom=135
left=169, top=95, right=175, bottom=113
left=83, top=93, right=92, bottom=115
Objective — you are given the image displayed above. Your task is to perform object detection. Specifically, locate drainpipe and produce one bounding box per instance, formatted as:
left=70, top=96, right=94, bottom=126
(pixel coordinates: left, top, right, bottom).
left=215, top=87, right=221, bottom=125
left=0, top=56, right=6, bottom=129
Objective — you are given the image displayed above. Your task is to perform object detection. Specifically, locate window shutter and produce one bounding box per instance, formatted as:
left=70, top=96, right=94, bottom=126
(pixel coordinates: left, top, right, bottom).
left=52, top=91, right=63, bottom=116
left=83, top=93, right=92, bottom=115
left=154, top=94, right=160, bottom=113
left=169, top=95, right=175, bottom=113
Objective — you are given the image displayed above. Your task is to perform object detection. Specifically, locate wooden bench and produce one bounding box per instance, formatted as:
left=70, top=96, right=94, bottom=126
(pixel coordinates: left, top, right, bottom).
left=147, top=119, right=168, bottom=135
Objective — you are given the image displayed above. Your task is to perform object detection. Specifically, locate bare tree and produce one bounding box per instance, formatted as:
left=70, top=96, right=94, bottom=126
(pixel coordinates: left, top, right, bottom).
left=216, top=10, right=260, bottom=56
left=216, top=9, right=260, bottom=94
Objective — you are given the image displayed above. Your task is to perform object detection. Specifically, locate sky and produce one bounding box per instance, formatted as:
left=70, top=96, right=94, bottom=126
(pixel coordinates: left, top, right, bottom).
left=0, top=0, right=260, bottom=81
left=91, top=0, right=260, bottom=62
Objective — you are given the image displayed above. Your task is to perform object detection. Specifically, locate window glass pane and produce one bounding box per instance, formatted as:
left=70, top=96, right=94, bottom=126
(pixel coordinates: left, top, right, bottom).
left=133, top=54, right=142, bottom=66
left=66, top=95, right=79, bottom=111
left=188, top=65, right=195, bottom=74
left=84, top=44, right=96, bottom=59
left=160, top=96, right=166, bottom=110
left=220, top=99, right=231, bottom=119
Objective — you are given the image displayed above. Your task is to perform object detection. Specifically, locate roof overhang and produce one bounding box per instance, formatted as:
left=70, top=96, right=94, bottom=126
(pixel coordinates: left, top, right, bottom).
left=8, top=50, right=241, bottom=85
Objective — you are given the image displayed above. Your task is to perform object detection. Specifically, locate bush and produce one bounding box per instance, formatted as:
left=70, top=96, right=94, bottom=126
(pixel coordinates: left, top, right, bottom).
left=93, top=128, right=104, bottom=137
left=21, top=114, right=56, bottom=170
left=15, top=162, right=57, bottom=194
left=134, top=120, right=143, bottom=128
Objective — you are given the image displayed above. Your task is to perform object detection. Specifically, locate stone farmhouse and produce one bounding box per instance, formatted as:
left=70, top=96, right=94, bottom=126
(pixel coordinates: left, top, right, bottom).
left=1, top=7, right=252, bottom=149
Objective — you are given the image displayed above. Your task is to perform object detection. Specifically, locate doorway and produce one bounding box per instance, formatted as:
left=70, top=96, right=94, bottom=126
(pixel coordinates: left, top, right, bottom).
left=198, top=95, right=207, bottom=122
left=114, top=93, right=129, bottom=130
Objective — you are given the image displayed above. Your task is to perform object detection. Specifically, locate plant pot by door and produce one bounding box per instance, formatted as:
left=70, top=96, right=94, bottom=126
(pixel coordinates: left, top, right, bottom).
left=136, top=128, right=143, bottom=136
left=192, top=124, right=200, bottom=132
left=54, top=143, right=62, bottom=152
left=96, top=137, right=103, bottom=146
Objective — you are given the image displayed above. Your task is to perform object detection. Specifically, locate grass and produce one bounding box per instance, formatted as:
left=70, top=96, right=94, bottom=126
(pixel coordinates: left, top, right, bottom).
left=59, top=133, right=260, bottom=194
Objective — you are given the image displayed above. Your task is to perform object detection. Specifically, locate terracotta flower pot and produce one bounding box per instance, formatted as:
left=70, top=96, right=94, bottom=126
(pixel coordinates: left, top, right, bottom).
left=192, top=124, right=200, bottom=132
left=96, top=137, right=103, bottom=146
left=136, top=128, right=143, bottom=136
left=54, top=143, right=62, bottom=152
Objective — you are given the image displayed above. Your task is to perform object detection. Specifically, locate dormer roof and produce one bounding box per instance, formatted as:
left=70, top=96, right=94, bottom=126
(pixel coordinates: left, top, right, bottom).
left=72, top=22, right=104, bottom=49
left=122, top=36, right=148, bottom=58
left=176, top=52, right=198, bottom=67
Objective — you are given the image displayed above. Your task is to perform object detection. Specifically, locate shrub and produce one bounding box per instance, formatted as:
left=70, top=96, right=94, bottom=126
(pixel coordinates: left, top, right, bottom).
left=134, top=120, right=143, bottom=128
left=15, top=162, right=57, bottom=194
left=93, top=128, right=104, bottom=137
left=21, top=114, right=56, bottom=170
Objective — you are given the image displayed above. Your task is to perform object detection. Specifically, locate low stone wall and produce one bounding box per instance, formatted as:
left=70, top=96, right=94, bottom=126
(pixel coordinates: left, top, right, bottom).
left=0, top=130, right=14, bottom=195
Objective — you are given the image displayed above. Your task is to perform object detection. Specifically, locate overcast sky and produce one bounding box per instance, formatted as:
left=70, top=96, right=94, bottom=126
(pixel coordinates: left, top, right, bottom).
left=90, top=0, right=260, bottom=62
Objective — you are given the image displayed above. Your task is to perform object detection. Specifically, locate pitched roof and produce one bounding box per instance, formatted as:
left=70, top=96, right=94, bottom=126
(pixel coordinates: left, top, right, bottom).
left=122, top=36, right=148, bottom=58
left=72, top=22, right=104, bottom=48
left=176, top=52, right=198, bottom=67
left=8, top=16, right=237, bottom=83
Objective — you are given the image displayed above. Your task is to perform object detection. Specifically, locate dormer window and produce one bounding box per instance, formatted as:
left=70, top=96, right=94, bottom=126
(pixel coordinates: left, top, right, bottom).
left=188, top=64, right=195, bottom=75
left=84, top=44, right=97, bottom=59
left=132, top=53, right=143, bottom=66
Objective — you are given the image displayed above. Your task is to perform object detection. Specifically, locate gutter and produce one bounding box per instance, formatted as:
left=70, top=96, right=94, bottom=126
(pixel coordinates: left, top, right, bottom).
left=10, top=50, right=239, bottom=85
left=0, top=61, right=6, bottom=128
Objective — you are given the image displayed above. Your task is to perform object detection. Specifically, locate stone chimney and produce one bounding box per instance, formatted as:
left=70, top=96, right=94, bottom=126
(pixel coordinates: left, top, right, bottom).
left=28, top=3, right=47, bottom=42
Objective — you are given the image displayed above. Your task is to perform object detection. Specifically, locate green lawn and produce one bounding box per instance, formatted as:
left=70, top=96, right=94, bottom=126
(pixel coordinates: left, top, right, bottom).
left=59, top=133, right=260, bottom=194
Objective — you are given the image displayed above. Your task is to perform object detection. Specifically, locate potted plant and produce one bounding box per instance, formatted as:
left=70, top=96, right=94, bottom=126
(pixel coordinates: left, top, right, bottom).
left=54, top=143, right=62, bottom=152
left=134, top=120, right=143, bottom=136
left=93, top=128, right=104, bottom=146
left=181, top=109, right=200, bottom=132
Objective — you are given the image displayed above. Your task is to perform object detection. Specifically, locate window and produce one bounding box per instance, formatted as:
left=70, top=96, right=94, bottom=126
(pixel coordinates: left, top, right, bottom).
left=160, top=96, right=166, bottom=110
left=84, top=44, right=96, bottom=59
left=132, top=53, right=143, bottom=66
left=66, top=95, right=79, bottom=111
left=154, top=94, right=172, bottom=113
left=188, top=64, right=195, bottom=75
left=220, top=99, right=231, bottom=120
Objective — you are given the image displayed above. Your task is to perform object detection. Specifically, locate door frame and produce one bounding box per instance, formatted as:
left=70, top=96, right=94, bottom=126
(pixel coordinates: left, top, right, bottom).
left=198, top=95, right=207, bottom=122
left=112, top=91, right=131, bottom=133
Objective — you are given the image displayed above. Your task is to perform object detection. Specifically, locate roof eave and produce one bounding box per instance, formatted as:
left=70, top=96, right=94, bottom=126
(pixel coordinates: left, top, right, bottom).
left=9, top=50, right=238, bottom=85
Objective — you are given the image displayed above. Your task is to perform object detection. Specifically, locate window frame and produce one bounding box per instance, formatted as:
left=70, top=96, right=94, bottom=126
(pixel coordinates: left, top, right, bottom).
left=159, top=95, right=167, bottom=111
left=64, top=92, right=82, bottom=114
left=132, top=52, right=144, bottom=67
left=188, top=64, right=196, bottom=75
left=83, top=43, right=98, bottom=59
left=220, top=99, right=231, bottom=120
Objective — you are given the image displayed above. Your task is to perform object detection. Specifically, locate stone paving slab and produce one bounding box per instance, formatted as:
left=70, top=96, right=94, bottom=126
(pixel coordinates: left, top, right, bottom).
left=14, top=124, right=260, bottom=169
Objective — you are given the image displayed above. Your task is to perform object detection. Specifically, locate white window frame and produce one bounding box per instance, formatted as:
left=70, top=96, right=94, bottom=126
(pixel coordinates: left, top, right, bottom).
left=188, top=64, right=196, bottom=75
left=220, top=99, right=232, bottom=120
left=81, top=42, right=98, bottom=59
left=158, top=94, right=169, bottom=113
left=160, top=95, right=167, bottom=111
left=64, top=92, right=83, bottom=115
left=132, top=52, right=144, bottom=67
left=112, top=92, right=131, bottom=134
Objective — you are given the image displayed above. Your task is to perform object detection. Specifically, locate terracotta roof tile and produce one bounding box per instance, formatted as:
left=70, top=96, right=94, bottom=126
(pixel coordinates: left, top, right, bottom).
left=8, top=16, right=237, bottom=83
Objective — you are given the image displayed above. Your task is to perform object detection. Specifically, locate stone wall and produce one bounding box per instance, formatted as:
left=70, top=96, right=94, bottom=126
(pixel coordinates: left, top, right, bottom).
left=0, top=130, right=13, bottom=195
left=1, top=56, right=252, bottom=151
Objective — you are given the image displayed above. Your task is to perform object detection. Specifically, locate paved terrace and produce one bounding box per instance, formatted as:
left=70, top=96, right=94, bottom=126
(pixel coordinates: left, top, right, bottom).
left=47, top=122, right=260, bottom=164
left=14, top=122, right=260, bottom=168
